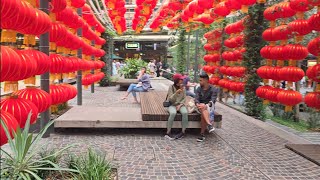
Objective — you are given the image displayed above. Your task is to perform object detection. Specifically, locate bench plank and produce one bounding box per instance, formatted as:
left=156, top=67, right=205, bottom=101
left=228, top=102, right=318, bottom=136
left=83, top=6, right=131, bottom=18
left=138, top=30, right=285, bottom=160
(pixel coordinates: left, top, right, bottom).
left=140, top=91, right=222, bottom=122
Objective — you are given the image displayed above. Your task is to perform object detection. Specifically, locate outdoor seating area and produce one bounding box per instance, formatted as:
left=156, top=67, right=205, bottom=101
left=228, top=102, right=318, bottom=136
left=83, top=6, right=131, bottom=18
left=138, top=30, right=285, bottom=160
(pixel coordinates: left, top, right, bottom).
left=140, top=91, right=222, bottom=127
left=55, top=78, right=222, bottom=129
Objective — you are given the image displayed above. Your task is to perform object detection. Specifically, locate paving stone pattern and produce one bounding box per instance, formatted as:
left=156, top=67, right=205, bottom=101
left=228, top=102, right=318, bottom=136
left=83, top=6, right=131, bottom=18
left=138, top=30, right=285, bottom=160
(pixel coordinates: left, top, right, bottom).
left=54, top=85, right=320, bottom=179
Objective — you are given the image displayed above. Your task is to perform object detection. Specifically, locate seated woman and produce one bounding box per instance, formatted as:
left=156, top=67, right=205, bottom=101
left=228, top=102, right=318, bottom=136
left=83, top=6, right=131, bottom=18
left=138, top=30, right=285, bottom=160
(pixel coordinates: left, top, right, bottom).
left=121, top=67, right=150, bottom=103
left=165, top=74, right=189, bottom=140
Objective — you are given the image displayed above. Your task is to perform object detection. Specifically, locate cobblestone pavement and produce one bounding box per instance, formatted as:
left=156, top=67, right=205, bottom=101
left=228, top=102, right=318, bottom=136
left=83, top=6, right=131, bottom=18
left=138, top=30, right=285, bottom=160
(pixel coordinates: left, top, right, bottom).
left=47, top=86, right=320, bottom=179
left=221, top=93, right=320, bottom=144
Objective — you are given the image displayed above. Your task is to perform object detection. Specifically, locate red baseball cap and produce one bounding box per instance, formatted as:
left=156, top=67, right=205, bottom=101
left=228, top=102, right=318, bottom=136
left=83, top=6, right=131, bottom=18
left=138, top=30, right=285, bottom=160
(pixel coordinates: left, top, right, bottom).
left=173, top=73, right=184, bottom=80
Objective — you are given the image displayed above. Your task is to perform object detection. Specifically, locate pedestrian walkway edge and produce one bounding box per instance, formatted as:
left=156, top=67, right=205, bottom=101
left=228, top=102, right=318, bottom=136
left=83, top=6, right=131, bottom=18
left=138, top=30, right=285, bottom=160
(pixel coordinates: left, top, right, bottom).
left=216, top=102, right=312, bottom=144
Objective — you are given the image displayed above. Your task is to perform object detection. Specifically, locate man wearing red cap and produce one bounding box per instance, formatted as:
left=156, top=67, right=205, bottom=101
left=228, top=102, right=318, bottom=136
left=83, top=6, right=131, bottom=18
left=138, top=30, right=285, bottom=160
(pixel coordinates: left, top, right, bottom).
left=164, top=73, right=189, bottom=140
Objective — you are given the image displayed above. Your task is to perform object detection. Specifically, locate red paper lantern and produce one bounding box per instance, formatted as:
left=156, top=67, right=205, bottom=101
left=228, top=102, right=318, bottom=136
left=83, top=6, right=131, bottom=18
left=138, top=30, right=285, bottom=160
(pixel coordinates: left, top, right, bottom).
left=277, top=2, right=297, bottom=19
left=277, top=90, right=303, bottom=111
left=264, top=6, right=278, bottom=22
left=0, top=46, right=22, bottom=82
left=225, top=0, right=241, bottom=11
left=286, top=44, right=309, bottom=60
left=24, top=50, right=51, bottom=75
left=1, top=1, right=36, bottom=31
left=20, top=9, right=52, bottom=36
left=14, top=87, right=51, bottom=113
left=278, top=66, right=305, bottom=82
left=289, top=0, right=310, bottom=12
left=50, top=22, right=67, bottom=43
left=50, top=54, right=64, bottom=74
left=288, top=20, right=312, bottom=36
left=308, top=0, right=320, bottom=6
left=50, top=0, right=67, bottom=13
left=273, top=25, right=292, bottom=41
left=256, top=85, right=272, bottom=99
left=266, top=87, right=282, bottom=103
left=0, top=0, right=20, bottom=22
left=222, top=51, right=236, bottom=61
left=71, top=0, right=85, bottom=8
left=260, top=46, right=273, bottom=59
left=306, top=64, right=320, bottom=82
left=308, top=12, right=320, bottom=31
left=60, top=84, right=77, bottom=100
left=270, top=46, right=289, bottom=60
left=305, top=92, right=320, bottom=110
left=0, top=110, right=19, bottom=146
left=307, top=37, right=320, bottom=56
left=214, top=2, right=231, bottom=17
left=198, top=0, right=214, bottom=10
left=219, top=66, right=229, bottom=75
left=50, top=84, right=66, bottom=105
left=209, top=77, right=220, bottom=85
left=7, top=50, right=38, bottom=81
left=262, top=28, right=277, bottom=41
left=257, top=66, right=273, bottom=80
left=1, top=96, right=39, bottom=128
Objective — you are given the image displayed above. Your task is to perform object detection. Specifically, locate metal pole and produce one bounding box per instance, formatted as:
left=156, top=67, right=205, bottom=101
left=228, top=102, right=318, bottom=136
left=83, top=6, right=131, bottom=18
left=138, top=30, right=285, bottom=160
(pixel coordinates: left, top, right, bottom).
left=193, top=30, right=200, bottom=83
left=77, top=8, right=83, bottom=105
left=91, top=29, right=95, bottom=93
left=107, top=37, right=113, bottom=77
left=110, top=39, right=114, bottom=75
left=186, top=32, right=191, bottom=72
left=39, top=0, right=51, bottom=137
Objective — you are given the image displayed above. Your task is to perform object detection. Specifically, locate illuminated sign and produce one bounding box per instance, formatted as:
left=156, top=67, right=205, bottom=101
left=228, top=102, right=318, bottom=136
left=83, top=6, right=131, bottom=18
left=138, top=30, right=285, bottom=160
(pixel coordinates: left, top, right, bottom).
left=125, top=42, right=140, bottom=49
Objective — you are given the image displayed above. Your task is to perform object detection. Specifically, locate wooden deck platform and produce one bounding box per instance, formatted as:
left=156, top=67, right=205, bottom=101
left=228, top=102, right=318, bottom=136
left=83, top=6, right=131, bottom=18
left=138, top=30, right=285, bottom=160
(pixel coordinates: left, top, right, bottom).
left=285, top=144, right=320, bottom=166
left=54, top=78, right=221, bottom=129
left=54, top=106, right=201, bottom=128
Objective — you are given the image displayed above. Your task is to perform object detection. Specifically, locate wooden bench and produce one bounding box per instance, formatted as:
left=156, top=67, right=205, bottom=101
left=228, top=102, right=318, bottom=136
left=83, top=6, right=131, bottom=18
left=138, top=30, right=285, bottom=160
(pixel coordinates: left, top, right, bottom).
left=140, top=91, right=222, bottom=128
left=112, top=78, right=138, bottom=90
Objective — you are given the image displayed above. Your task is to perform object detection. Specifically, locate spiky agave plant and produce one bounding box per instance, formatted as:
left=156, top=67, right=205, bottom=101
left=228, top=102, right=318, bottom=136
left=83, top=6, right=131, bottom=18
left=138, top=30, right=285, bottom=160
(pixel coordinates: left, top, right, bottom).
left=0, top=114, right=78, bottom=179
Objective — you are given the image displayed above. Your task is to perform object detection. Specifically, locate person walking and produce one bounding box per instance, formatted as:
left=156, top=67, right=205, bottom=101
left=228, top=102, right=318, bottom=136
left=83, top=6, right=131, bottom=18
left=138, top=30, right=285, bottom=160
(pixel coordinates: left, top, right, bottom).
left=165, top=74, right=189, bottom=140
left=156, top=61, right=162, bottom=77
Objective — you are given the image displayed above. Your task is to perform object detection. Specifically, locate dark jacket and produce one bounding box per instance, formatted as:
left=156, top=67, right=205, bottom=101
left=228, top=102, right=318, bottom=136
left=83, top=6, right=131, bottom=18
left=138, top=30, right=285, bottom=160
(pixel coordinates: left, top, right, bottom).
left=195, top=85, right=219, bottom=104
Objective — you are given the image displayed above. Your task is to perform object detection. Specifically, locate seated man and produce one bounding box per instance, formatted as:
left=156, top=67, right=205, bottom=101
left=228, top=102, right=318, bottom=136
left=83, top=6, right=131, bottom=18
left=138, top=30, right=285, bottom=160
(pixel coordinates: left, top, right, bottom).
left=195, top=72, right=219, bottom=142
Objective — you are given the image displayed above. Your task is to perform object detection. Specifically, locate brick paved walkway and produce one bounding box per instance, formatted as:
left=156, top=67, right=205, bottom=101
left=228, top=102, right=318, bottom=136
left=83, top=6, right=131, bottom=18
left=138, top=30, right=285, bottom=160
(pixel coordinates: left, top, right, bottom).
left=3, top=85, right=319, bottom=179
left=55, top=86, right=320, bottom=179
left=222, top=94, right=320, bottom=144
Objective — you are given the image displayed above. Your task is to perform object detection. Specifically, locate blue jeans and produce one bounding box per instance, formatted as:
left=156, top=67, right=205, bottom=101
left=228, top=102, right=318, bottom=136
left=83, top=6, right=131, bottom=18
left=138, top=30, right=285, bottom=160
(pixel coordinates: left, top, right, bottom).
left=127, top=83, right=145, bottom=97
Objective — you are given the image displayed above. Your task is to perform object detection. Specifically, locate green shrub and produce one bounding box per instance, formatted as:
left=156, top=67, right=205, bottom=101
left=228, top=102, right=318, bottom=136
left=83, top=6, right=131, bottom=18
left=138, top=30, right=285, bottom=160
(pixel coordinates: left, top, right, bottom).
left=68, top=149, right=112, bottom=180
left=99, top=75, right=112, bottom=87
left=119, top=58, right=147, bottom=79
left=0, top=115, right=77, bottom=179
left=307, top=109, right=320, bottom=130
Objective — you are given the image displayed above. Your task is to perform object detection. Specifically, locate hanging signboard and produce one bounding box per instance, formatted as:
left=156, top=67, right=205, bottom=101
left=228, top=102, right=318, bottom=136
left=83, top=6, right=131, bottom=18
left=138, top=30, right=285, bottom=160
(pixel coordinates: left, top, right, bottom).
left=125, top=42, right=140, bottom=49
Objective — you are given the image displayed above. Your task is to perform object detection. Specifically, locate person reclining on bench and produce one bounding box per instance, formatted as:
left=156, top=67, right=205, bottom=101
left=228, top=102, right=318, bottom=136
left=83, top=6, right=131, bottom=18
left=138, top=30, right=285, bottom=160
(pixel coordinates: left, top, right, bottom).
left=164, top=73, right=189, bottom=140
left=121, top=67, right=151, bottom=103
left=195, top=72, right=219, bottom=142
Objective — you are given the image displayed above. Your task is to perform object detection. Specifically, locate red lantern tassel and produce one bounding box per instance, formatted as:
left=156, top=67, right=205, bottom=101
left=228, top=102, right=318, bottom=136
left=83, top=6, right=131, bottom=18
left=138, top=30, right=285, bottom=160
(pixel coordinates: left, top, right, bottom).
left=285, top=105, right=293, bottom=112
left=51, top=105, right=58, bottom=113
left=241, top=5, right=249, bottom=13
left=24, top=76, right=36, bottom=85
left=263, top=99, right=269, bottom=105
left=4, top=81, right=19, bottom=93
